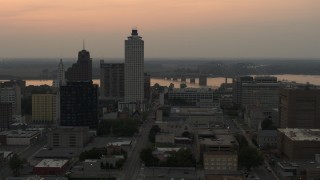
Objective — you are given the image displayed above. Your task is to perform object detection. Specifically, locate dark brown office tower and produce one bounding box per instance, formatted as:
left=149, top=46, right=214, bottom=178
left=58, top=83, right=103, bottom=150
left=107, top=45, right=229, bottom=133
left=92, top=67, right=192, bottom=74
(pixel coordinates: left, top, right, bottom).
left=65, top=47, right=92, bottom=82
left=144, top=73, right=151, bottom=100
left=0, top=103, right=12, bottom=131
left=279, top=88, right=320, bottom=128
left=100, top=60, right=124, bottom=100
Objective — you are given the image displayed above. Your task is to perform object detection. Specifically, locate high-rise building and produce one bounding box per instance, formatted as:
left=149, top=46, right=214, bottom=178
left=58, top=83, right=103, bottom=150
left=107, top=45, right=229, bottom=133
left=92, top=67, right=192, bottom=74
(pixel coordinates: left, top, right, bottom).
left=32, top=94, right=57, bottom=125
left=232, top=76, right=254, bottom=106
left=65, top=46, right=92, bottom=82
left=232, top=76, right=279, bottom=116
left=144, top=73, right=151, bottom=100
left=0, top=102, right=12, bottom=131
left=0, top=85, right=21, bottom=115
left=53, top=59, right=66, bottom=87
left=60, top=82, right=98, bottom=128
left=124, top=29, right=144, bottom=103
left=100, top=60, right=124, bottom=100
left=1, top=80, right=26, bottom=95
left=279, top=88, right=320, bottom=128
left=241, top=79, right=279, bottom=115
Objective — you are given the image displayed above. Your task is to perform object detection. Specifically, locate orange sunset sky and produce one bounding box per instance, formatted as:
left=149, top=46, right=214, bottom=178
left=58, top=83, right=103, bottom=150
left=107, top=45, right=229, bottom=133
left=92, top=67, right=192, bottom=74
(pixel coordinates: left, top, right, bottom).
left=0, top=0, right=319, bottom=59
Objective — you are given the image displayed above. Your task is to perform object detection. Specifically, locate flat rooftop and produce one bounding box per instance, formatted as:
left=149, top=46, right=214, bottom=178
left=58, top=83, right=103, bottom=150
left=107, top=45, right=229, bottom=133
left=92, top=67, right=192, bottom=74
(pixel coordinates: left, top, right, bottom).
left=200, top=135, right=236, bottom=146
left=35, top=148, right=80, bottom=158
left=278, top=160, right=320, bottom=170
left=171, top=107, right=222, bottom=116
left=170, top=88, right=213, bottom=93
left=35, top=159, right=68, bottom=168
left=204, top=151, right=237, bottom=156
left=0, top=130, right=39, bottom=138
left=53, top=126, right=89, bottom=133
left=107, top=140, right=131, bottom=146
left=278, top=128, right=320, bottom=141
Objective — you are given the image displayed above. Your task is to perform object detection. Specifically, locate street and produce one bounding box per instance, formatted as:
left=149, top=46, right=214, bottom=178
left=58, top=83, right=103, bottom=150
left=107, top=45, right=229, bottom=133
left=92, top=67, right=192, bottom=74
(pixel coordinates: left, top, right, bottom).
left=232, top=117, right=277, bottom=180
left=122, top=111, right=155, bottom=180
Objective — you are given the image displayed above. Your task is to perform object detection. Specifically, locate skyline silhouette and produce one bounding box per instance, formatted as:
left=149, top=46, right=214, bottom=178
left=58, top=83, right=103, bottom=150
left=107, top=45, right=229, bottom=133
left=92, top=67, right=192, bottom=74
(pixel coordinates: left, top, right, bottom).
left=0, top=0, right=319, bottom=59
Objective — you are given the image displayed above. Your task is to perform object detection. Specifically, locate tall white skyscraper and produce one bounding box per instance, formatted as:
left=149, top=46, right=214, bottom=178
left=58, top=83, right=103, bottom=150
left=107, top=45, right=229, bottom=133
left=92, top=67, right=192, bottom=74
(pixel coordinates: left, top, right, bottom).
left=53, top=59, right=66, bottom=87
left=124, top=29, right=144, bottom=103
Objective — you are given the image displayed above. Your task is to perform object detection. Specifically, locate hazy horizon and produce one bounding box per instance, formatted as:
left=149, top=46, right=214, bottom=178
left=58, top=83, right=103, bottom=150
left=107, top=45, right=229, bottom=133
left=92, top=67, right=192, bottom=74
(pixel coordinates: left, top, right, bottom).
left=1, top=0, right=319, bottom=59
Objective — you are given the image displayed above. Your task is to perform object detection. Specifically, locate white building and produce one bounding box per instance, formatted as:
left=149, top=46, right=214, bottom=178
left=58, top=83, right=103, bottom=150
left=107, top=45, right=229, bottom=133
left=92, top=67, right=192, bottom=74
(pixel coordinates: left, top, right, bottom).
left=124, top=29, right=144, bottom=103
left=52, top=59, right=66, bottom=88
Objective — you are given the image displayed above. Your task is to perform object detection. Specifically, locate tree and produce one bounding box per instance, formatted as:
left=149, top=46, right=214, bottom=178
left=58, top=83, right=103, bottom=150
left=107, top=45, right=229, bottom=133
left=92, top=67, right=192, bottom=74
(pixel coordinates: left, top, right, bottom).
left=142, top=112, right=149, bottom=121
left=9, top=154, right=26, bottom=177
left=182, top=131, right=193, bottom=139
left=235, top=134, right=248, bottom=149
left=168, top=98, right=192, bottom=106
left=261, top=118, right=276, bottom=130
left=238, top=146, right=264, bottom=170
left=180, top=83, right=187, bottom=89
left=97, top=118, right=139, bottom=137
left=148, top=125, right=161, bottom=143
left=169, top=83, right=174, bottom=90
left=79, top=148, right=103, bottom=161
left=140, top=147, right=159, bottom=166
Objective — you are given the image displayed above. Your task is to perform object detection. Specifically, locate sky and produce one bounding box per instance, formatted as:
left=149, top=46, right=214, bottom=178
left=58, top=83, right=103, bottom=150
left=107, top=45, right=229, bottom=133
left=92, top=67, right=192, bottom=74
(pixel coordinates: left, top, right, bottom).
left=0, top=0, right=319, bottom=59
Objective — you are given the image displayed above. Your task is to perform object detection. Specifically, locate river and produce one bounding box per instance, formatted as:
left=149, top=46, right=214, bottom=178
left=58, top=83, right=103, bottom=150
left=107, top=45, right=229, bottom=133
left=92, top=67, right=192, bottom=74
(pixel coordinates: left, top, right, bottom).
left=1, top=74, right=320, bottom=87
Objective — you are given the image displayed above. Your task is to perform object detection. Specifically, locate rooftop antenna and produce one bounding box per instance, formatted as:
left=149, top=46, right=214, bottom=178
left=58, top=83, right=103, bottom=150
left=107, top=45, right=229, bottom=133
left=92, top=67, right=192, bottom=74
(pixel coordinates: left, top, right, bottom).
left=83, top=39, right=85, bottom=50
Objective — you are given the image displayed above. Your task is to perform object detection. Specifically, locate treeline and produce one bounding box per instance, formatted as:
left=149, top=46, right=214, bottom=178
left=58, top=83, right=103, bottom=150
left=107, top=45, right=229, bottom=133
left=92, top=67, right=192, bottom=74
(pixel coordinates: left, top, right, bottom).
left=140, top=148, right=195, bottom=167
left=97, top=119, right=139, bottom=137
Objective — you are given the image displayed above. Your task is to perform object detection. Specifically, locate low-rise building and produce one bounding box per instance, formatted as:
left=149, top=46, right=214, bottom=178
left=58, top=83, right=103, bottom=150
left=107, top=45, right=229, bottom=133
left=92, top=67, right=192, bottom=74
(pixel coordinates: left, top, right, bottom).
left=83, top=159, right=101, bottom=172
left=155, top=133, right=175, bottom=145
left=168, top=88, right=216, bottom=107
left=277, top=128, right=320, bottom=160
left=7, top=177, right=67, bottom=180
left=101, top=155, right=125, bottom=168
left=33, top=159, right=69, bottom=175
left=257, top=129, right=277, bottom=148
left=157, top=107, right=224, bottom=136
left=47, top=127, right=90, bottom=148
left=0, top=130, right=40, bottom=145
left=0, top=151, right=13, bottom=161
left=203, top=152, right=238, bottom=171
left=204, top=171, right=244, bottom=180
left=106, top=140, right=132, bottom=147
left=195, top=129, right=238, bottom=162
left=276, top=158, right=320, bottom=180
